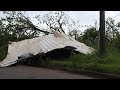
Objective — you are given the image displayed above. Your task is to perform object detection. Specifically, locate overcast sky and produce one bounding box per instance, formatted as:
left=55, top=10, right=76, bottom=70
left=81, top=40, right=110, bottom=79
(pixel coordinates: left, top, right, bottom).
left=0, top=11, right=120, bottom=32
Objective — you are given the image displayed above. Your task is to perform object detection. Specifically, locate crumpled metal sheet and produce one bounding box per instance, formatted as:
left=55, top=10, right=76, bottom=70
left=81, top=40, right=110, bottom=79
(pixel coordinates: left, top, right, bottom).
left=0, top=32, right=94, bottom=67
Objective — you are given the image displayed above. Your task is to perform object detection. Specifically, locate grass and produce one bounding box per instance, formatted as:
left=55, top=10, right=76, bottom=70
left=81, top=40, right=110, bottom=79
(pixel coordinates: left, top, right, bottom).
left=40, top=46, right=120, bottom=75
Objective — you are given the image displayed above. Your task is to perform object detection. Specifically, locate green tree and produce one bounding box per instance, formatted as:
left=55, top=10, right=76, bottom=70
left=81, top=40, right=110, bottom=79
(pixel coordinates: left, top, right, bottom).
left=77, top=27, right=98, bottom=47
left=105, top=17, right=120, bottom=50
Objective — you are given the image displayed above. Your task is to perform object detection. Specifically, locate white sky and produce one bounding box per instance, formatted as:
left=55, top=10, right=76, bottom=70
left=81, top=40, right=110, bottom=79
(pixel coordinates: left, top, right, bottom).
left=0, top=11, right=120, bottom=32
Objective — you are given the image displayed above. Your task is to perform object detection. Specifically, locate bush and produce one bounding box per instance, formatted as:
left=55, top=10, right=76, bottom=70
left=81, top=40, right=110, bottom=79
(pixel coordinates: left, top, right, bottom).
left=42, top=46, right=120, bottom=75
left=0, top=44, right=8, bottom=61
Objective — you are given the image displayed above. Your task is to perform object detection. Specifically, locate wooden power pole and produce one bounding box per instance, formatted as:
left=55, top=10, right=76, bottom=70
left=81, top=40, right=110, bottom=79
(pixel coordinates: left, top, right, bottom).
left=99, top=11, right=106, bottom=56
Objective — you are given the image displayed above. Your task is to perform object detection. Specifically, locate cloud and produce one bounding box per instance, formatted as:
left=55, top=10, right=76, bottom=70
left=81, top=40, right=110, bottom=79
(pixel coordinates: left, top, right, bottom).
left=67, top=11, right=99, bottom=25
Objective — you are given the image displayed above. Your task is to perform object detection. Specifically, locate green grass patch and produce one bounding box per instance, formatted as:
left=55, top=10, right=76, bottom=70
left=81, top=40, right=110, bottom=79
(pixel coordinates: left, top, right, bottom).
left=41, top=46, right=120, bottom=75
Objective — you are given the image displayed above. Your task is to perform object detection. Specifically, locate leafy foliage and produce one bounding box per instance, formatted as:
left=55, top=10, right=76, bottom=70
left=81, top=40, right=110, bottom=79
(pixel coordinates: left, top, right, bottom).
left=77, top=27, right=98, bottom=47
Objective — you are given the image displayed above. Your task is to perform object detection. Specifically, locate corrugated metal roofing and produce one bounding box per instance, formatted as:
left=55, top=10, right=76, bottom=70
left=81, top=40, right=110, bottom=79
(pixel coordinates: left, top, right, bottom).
left=0, top=32, right=94, bottom=67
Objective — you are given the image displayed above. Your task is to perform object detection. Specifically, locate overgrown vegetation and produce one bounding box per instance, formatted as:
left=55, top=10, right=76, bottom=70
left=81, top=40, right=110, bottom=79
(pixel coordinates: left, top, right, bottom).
left=40, top=46, right=120, bottom=75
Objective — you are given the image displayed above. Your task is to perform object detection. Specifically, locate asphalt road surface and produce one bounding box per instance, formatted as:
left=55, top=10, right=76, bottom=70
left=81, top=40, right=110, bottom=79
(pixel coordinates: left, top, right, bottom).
left=0, top=65, right=97, bottom=79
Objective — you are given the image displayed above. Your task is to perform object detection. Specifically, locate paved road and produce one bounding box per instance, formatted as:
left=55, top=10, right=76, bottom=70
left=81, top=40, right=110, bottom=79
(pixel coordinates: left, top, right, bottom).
left=0, top=65, right=97, bottom=79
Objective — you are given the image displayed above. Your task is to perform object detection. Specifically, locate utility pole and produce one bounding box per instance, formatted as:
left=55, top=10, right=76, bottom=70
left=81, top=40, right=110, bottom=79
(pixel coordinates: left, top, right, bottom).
left=99, top=11, right=106, bottom=56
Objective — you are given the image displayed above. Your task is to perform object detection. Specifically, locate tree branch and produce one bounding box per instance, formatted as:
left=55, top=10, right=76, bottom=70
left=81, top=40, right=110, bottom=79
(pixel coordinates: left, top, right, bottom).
left=106, top=21, right=118, bottom=33
left=21, top=13, right=50, bottom=35
left=57, top=12, right=65, bottom=33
